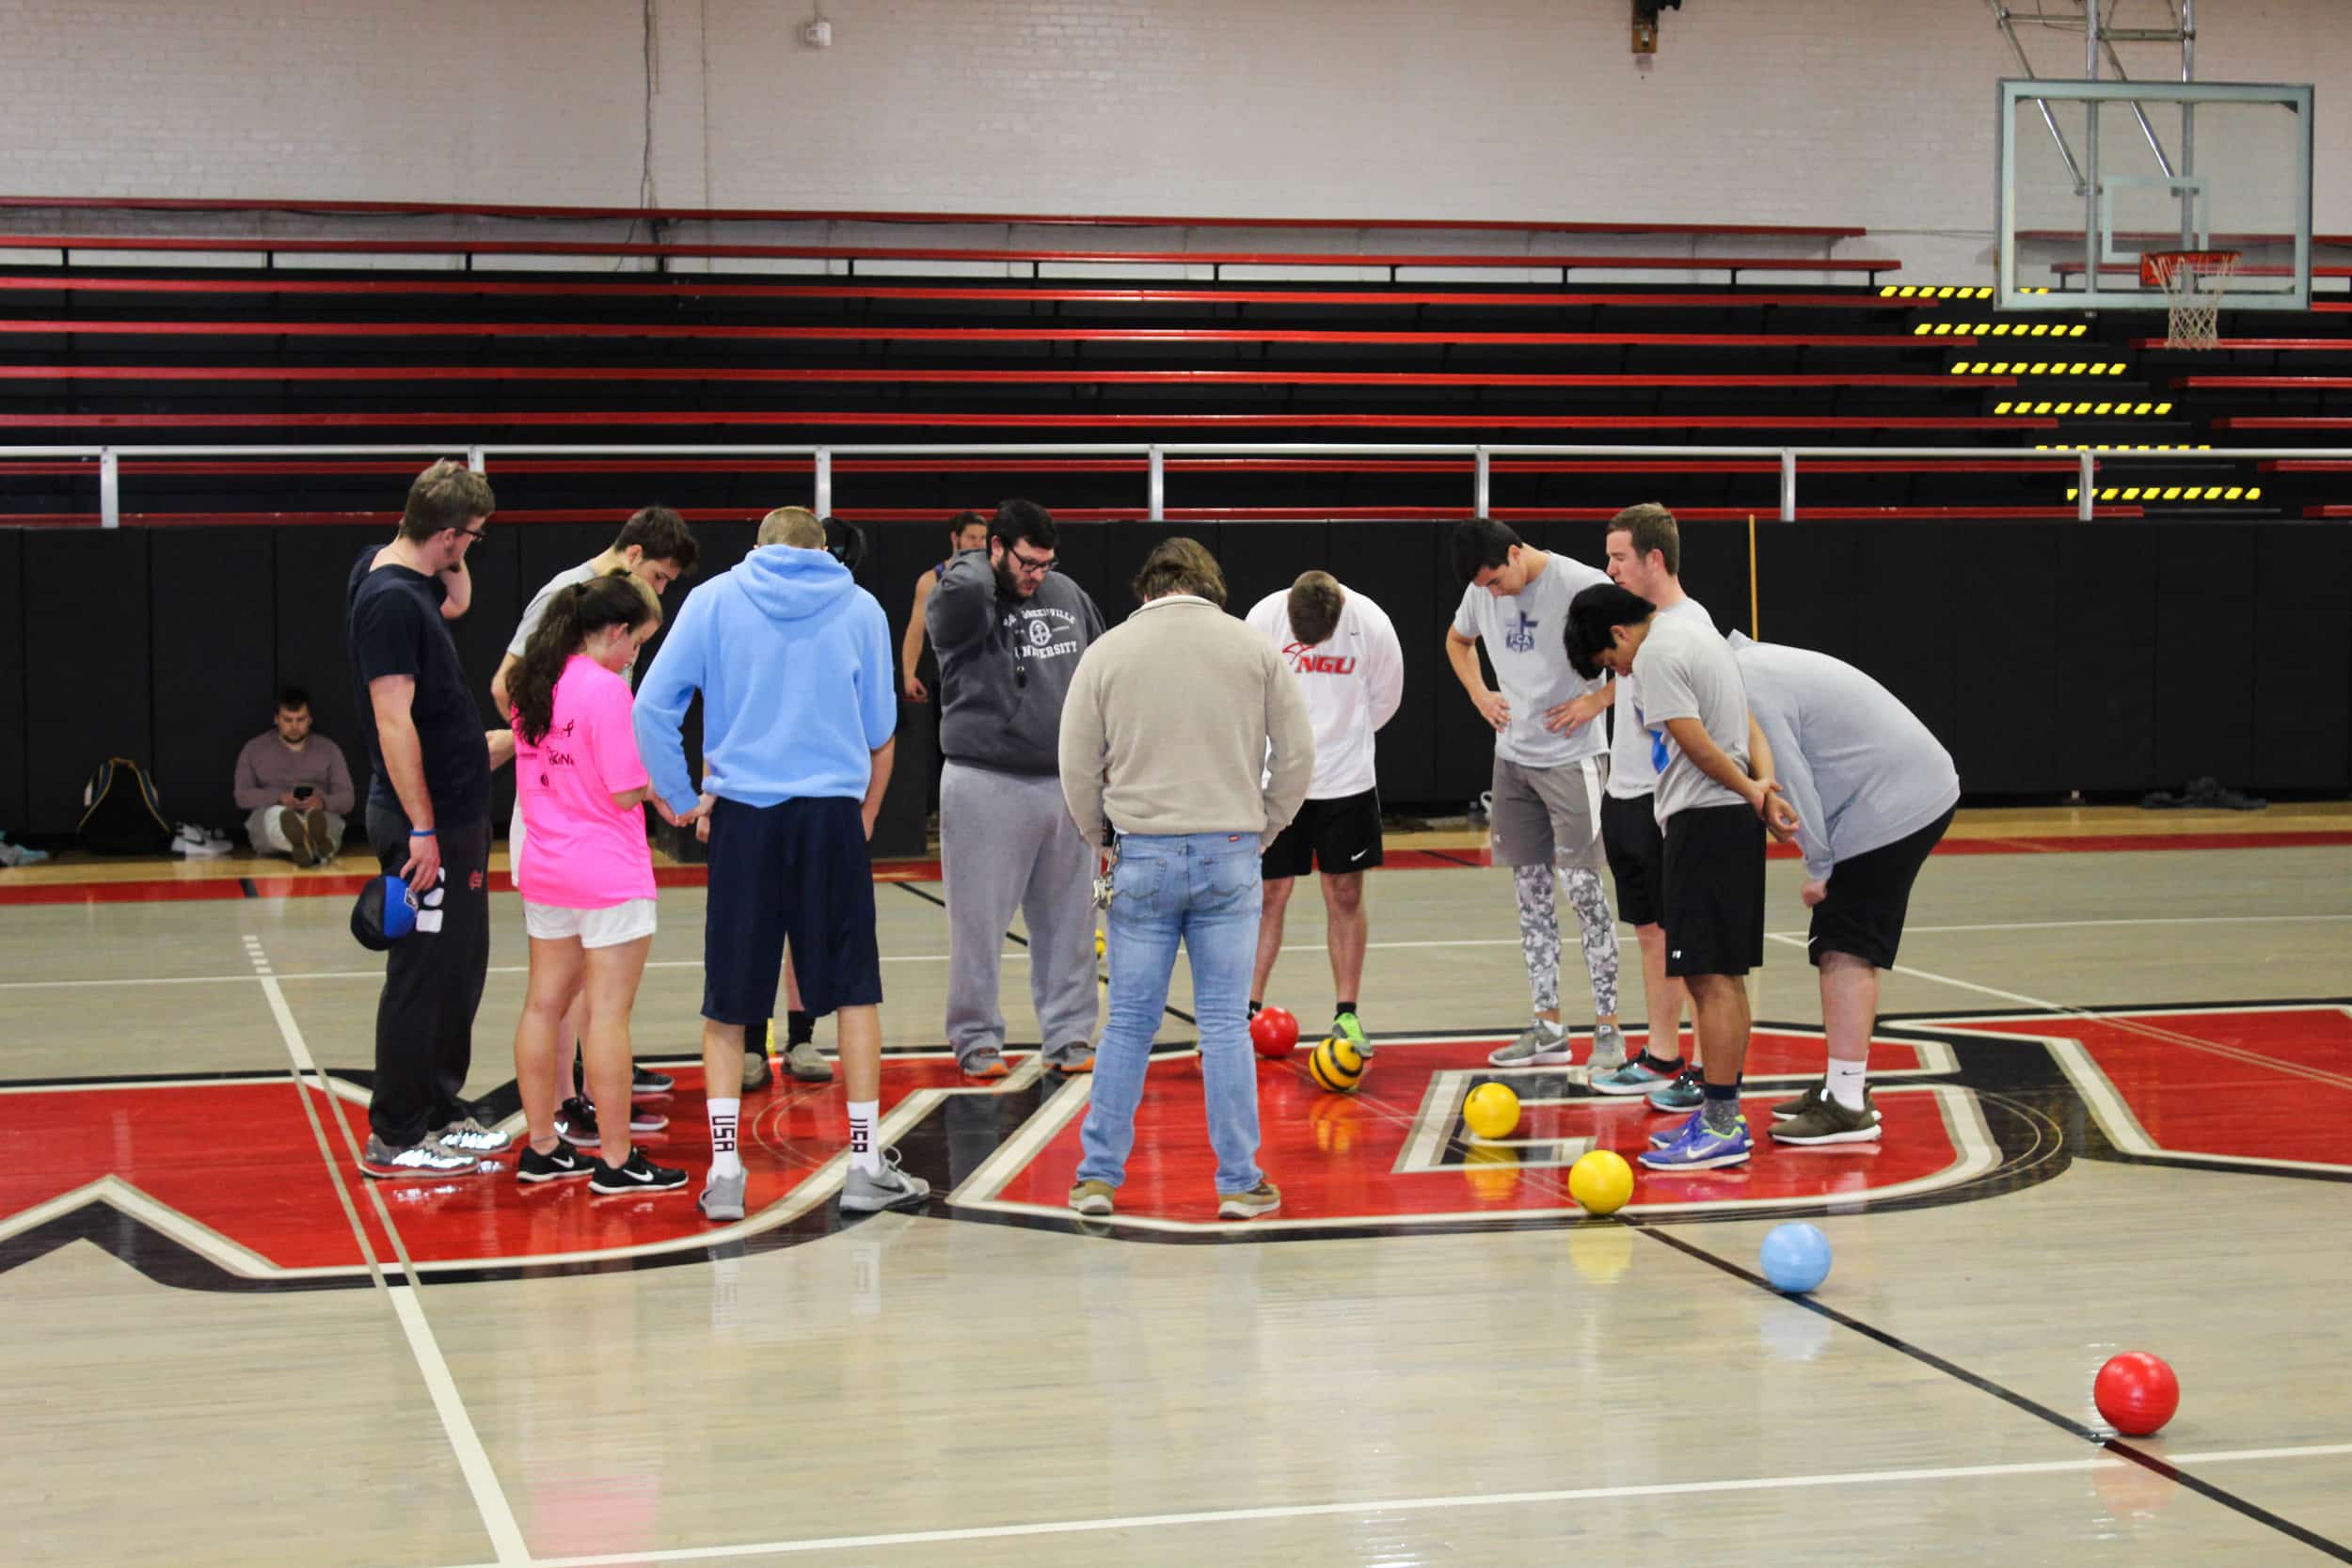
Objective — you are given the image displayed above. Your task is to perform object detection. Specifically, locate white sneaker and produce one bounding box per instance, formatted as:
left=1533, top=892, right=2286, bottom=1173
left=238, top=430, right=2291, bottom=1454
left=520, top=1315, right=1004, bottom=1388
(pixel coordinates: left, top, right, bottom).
left=360, top=1133, right=479, bottom=1179
left=435, top=1117, right=514, bottom=1155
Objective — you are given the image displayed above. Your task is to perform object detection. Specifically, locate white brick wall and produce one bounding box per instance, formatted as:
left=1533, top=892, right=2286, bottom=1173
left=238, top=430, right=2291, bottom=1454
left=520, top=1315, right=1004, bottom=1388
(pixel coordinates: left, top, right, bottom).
left=0, top=0, right=2342, bottom=281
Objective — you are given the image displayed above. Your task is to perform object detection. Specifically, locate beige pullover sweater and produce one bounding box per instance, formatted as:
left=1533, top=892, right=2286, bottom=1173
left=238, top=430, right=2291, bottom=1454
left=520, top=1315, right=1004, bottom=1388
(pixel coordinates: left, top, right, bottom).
left=1057, top=594, right=1315, bottom=847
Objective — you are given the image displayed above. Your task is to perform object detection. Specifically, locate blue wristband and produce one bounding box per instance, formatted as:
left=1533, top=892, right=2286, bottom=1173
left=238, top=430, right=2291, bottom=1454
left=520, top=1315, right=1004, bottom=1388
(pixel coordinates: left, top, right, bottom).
left=409, top=828, right=436, bottom=838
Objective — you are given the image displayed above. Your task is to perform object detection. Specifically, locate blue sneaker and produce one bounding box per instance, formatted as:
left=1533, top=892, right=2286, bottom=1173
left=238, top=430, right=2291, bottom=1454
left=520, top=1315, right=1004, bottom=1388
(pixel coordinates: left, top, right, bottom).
left=1646, top=1067, right=1705, bottom=1115
left=1639, top=1112, right=1753, bottom=1171
left=1592, top=1055, right=1680, bottom=1097
left=1647, top=1109, right=1703, bottom=1150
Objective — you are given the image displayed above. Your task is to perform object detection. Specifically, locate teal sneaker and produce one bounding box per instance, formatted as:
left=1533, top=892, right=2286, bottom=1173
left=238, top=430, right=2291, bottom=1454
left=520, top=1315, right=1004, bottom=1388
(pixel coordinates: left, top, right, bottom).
left=1646, top=1067, right=1705, bottom=1114
left=1592, top=1054, right=1680, bottom=1097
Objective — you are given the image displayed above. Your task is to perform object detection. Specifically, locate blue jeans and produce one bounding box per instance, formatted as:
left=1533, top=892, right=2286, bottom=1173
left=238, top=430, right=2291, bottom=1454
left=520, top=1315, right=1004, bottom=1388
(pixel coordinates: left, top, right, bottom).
left=1076, top=832, right=1266, bottom=1196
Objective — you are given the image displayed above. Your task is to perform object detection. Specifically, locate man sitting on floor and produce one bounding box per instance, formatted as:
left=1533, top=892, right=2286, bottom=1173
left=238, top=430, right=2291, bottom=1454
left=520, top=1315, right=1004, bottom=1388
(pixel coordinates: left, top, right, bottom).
left=233, top=687, right=357, bottom=865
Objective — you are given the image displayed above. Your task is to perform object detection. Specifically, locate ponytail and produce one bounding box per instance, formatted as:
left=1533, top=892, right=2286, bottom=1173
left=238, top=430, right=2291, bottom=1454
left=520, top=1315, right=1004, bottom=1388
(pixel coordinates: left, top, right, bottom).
left=511, top=573, right=660, bottom=743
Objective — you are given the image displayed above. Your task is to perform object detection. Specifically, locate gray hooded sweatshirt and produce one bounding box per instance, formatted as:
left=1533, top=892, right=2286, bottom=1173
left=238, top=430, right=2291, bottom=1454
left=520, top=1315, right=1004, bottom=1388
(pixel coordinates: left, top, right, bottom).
left=928, top=548, right=1106, bottom=777
left=1728, top=632, right=1961, bottom=883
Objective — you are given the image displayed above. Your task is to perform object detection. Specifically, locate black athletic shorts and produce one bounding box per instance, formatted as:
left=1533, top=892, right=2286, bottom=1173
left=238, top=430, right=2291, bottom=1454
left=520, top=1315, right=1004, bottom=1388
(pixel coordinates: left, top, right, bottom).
left=1808, top=805, right=1955, bottom=970
left=1600, top=792, right=1666, bottom=927
left=701, top=796, right=882, bottom=1023
left=1661, top=802, right=1766, bottom=978
left=1262, top=787, right=1383, bottom=879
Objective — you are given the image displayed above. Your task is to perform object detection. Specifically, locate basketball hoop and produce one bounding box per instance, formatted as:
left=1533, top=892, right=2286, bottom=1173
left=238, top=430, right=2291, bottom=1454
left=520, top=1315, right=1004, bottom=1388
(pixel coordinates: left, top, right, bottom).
left=2140, top=249, right=2240, bottom=350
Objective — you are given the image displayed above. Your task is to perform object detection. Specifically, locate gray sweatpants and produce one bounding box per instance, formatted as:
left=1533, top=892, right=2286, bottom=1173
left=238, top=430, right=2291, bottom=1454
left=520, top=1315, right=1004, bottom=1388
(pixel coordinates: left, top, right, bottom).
left=941, top=762, right=1100, bottom=1065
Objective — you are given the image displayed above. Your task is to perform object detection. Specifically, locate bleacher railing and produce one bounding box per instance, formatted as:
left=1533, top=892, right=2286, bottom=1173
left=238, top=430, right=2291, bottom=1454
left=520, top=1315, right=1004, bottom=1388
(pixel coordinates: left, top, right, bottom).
left=0, top=442, right=2336, bottom=527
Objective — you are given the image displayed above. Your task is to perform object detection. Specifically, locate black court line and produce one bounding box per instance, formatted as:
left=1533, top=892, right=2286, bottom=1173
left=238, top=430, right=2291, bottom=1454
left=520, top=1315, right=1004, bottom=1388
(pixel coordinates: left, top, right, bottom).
left=1422, top=849, right=1486, bottom=869
left=892, top=879, right=1198, bottom=1025
left=1629, top=1220, right=2352, bottom=1562
left=238, top=877, right=259, bottom=898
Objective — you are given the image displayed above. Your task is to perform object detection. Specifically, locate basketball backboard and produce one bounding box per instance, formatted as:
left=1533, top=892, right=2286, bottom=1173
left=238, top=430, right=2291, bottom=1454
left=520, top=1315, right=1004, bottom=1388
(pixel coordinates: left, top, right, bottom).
left=1996, top=78, right=2313, bottom=311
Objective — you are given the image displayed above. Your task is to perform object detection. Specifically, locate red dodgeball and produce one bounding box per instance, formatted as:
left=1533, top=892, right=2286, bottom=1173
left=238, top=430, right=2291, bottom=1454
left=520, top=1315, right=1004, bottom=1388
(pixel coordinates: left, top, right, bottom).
left=1250, top=1006, right=1300, bottom=1058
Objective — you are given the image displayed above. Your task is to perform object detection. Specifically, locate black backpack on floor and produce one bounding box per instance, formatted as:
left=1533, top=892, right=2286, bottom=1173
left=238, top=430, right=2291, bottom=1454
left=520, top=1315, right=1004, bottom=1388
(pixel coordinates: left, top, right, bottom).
left=80, top=756, right=175, bottom=854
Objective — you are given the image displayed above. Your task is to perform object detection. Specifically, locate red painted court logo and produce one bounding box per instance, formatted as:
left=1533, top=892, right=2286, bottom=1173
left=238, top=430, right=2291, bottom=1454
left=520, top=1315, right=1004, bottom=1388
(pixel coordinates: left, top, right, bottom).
left=3, top=1005, right=2342, bottom=1291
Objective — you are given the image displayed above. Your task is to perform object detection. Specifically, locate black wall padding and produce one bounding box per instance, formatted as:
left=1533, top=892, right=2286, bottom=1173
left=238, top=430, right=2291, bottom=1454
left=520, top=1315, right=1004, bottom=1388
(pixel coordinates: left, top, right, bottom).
left=2153, top=524, right=2255, bottom=785
left=6, top=518, right=2350, bottom=841
left=0, top=530, right=24, bottom=830
left=272, top=525, right=384, bottom=823
left=1337, top=520, right=1438, bottom=804
left=151, top=527, right=277, bottom=833
left=2252, top=524, right=2352, bottom=788
left=24, top=531, right=151, bottom=834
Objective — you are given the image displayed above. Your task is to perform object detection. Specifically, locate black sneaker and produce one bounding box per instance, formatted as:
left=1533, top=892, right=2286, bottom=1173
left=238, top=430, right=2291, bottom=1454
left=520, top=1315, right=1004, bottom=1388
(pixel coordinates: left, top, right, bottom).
left=591, top=1148, right=690, bottom=1196
left=557, top=1097, right=669, bottom=1144
left=632, top=1065, right=675, bottom=1098
left=516, top=1141, right=594, bottom=1184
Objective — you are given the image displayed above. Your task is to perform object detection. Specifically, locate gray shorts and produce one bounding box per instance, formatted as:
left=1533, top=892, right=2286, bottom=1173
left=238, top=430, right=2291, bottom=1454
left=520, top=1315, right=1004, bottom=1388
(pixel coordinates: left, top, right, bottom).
left=1489, top=754, right=1609, bottom=873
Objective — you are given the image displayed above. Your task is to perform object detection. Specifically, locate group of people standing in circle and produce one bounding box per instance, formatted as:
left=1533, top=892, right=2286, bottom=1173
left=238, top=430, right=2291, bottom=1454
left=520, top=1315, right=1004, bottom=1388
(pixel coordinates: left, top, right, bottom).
left=342, top=457, right=1957, bottom=1221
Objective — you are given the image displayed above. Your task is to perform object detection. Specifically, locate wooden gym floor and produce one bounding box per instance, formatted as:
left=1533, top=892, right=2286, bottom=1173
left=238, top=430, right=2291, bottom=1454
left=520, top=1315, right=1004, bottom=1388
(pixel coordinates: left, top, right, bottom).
left=3, top=808, right=2349, bottom=1566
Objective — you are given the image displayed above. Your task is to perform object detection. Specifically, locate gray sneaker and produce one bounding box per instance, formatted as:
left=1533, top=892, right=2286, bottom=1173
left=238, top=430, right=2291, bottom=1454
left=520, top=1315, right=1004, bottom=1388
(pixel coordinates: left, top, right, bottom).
left=1487, top=1022, right=1577, bottom=1069
left=742, top=1050, right=773, bottom=1091
left=1585, top=1023, right=1629, bottom=1076
left=781, top=1037, right=834, bottom=1083
left=699, top=1167, right=748, bottom=1223
left=1772, top=1091, right=1883, bottom=1146
left=842, top=1152, right=930, bottom=1213
left=360, top=1132, right=478, bottom=1180
left=1771, top=1081, right=1883, bottom=1123
left=435, top=1117, right=514, bottom=1155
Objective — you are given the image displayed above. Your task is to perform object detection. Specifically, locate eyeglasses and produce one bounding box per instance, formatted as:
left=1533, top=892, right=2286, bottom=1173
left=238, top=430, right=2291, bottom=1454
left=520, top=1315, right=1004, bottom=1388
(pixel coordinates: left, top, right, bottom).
left=1009, top=548, right=1056, bottom=576
left=459, top=526, right=490, bottom=542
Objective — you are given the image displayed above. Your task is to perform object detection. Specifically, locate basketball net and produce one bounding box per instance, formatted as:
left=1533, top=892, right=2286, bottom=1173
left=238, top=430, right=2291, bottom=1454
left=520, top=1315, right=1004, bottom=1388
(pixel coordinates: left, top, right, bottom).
left=2141, top=249, right=2239, bottom=351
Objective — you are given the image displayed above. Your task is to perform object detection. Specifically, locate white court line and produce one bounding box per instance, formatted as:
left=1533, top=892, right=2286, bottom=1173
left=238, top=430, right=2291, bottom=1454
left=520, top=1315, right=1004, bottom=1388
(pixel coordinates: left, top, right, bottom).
left=389, top=1287, right=532, bottom=1565
left=10, top=910, right=2348, bottom=992
left=433, top=1439, right=2352, bottom=1568
left=245, top=935, right=531, bottom=1567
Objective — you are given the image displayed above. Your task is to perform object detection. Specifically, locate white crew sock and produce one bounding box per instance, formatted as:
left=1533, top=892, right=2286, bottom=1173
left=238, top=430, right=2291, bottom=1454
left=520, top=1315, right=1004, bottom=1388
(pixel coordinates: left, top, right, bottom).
left=1825, top=1058, right=1868, bottom=1113
left=707, top=1096, right=743, bottom=1178
left=848, top=1098, right=881, bottom=1176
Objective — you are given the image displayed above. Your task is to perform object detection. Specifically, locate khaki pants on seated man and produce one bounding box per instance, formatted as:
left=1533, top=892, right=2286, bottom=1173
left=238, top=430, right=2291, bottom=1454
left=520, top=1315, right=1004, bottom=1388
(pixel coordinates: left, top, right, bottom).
left=246, top=802, right=346, bottom=864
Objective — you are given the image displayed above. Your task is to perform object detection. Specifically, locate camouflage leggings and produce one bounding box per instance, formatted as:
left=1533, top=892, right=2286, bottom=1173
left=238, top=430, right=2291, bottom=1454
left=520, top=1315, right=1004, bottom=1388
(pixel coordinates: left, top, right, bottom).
left=1513, top=858, right=1620, bottom=1019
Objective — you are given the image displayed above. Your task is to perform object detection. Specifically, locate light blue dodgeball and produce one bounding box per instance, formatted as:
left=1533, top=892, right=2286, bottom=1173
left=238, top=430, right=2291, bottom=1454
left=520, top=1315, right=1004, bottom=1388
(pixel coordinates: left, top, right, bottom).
left=1758, top=1222, right=1833, bottom=1293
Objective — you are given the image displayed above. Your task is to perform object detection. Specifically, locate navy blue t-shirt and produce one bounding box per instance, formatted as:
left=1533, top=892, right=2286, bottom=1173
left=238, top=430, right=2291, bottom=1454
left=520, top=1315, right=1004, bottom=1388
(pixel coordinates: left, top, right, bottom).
left=345, top=546, right=490, bottom=825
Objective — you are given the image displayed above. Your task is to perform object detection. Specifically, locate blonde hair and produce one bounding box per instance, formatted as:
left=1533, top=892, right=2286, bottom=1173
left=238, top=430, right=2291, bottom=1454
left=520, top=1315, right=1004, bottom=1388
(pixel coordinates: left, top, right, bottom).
left=1131, top=536, right=1227, bottom=607
left=757, top=505, right=825, bottom=549
left=400, top=458, right=495, bottom=541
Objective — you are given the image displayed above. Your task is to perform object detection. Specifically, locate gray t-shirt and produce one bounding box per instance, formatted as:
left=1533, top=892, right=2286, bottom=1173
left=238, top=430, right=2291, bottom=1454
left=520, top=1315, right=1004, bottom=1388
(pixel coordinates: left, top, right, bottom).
left=1608, top=594, right=1713, bottom=800
left=1729, top=634, right=1961, bottom=883
left=1632, top=610, right=1750, bottom=820
left=507, top=562, right=637, bottom=682
left=1450, top=552, right=1611, bottom=768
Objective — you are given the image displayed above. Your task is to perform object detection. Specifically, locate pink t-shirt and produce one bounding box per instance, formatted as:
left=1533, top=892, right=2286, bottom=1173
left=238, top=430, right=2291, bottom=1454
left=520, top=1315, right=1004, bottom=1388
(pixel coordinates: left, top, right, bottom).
left=512, top=656, right=656, bottom=910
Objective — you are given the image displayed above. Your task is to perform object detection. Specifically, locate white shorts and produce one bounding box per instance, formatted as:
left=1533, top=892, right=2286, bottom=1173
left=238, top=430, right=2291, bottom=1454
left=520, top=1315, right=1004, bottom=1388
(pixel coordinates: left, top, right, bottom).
left=521, top=897, right=659, bottom=949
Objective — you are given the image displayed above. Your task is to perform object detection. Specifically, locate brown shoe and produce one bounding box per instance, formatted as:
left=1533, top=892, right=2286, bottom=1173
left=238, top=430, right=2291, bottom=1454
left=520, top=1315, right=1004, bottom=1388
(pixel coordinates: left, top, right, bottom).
left=278, top=807, right=315, bottom=866
left=303, top=803, right=335, bottom=863
left=1216, top=1180, right=1281, bottom=1221
left=1771, top=1093, right=1883, bottom=1147
left=1068, top=1179, right=1115, bottom=1216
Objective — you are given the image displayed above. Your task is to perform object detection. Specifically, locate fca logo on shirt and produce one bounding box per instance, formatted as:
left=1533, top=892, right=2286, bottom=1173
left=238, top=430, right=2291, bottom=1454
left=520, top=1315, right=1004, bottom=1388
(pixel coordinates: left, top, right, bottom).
left=1503, top=612, right=1538, bottom=653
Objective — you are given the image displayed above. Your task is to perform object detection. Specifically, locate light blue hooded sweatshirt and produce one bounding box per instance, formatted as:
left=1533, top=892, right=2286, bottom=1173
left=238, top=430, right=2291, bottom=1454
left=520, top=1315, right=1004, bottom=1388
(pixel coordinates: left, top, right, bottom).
left=632, top=546, right=896, bottom=815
